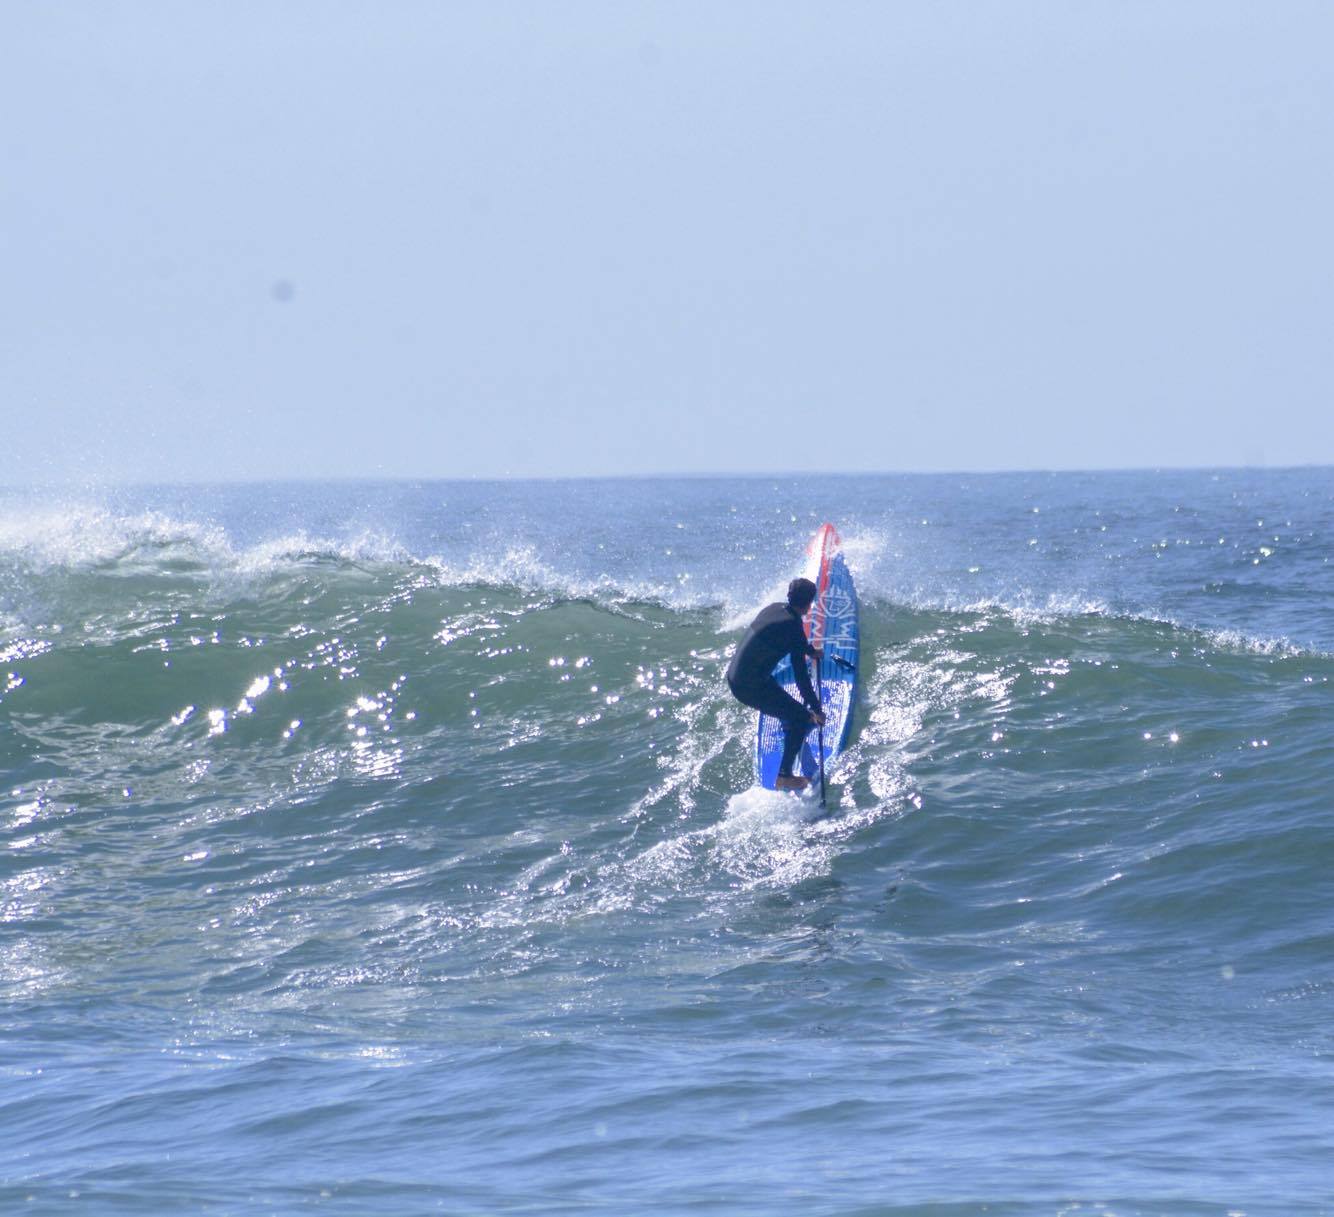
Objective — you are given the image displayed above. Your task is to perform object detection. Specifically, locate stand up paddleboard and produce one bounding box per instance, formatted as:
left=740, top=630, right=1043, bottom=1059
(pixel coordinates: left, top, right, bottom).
left=757, top=523, right=860, bottom=793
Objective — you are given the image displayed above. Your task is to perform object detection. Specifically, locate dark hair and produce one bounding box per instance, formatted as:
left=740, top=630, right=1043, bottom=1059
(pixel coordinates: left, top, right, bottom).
left=787, top=577, right=817, bottom=611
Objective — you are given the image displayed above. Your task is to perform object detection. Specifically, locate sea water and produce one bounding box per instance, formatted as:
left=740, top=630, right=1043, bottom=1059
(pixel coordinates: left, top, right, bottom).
left=1, top=470, right=1332, bottom=1215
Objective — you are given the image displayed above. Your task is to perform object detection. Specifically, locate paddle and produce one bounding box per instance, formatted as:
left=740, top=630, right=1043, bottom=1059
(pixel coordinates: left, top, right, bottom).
left=812, top=653, right=826, bottom=809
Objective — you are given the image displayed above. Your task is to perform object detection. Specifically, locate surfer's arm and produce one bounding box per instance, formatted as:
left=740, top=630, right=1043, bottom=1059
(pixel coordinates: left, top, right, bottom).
left=790, top=639, right=820, bottom=710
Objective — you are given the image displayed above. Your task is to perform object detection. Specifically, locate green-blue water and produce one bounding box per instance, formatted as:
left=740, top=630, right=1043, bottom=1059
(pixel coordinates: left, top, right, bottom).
left=2, top=470, right=1332, bottom=1215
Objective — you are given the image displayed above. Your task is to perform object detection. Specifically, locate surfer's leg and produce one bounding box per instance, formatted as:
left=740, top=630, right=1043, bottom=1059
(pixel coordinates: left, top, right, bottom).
left=731, top=679, right=812, bottom=777
left=730, top=678, right=803, bottom=721
left=778, top=711, right=812, bottom=776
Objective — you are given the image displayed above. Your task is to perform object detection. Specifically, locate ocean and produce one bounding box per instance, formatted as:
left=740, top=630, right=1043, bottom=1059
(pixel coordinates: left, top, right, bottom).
left=1, top=469, right=1332, bottom=1215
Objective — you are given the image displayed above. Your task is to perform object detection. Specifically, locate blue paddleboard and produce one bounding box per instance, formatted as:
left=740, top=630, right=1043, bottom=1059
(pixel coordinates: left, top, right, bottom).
left=756, top=523, right=860, bottom=790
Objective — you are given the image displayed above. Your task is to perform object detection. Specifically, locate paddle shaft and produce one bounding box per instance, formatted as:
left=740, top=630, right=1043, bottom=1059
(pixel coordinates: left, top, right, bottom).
left=813, top=655, right=826, bottom=808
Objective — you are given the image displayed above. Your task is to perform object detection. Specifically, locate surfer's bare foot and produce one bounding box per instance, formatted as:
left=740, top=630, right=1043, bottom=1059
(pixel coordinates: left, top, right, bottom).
left=775, top=774, right=809, bottom=792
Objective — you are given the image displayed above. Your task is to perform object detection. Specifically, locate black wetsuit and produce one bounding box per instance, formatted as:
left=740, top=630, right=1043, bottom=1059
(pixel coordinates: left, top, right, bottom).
left=727, top=603, right=819, bottom=777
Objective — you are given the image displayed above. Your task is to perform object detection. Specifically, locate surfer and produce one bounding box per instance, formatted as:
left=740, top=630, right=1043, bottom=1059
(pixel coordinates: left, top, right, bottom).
left=728, top=577, right=826, bottom=791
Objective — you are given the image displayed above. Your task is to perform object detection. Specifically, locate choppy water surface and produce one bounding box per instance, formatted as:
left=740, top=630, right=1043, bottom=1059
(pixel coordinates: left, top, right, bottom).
left=2, top=470, right=1333, bottom=1215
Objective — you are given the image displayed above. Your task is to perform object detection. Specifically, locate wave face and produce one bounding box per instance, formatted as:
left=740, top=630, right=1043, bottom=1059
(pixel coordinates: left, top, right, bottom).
left=2, top=470, right=1333, bottom=1215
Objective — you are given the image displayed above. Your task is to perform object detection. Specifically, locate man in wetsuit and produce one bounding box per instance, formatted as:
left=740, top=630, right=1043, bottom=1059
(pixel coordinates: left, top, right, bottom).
left=727, top=577, right=826, bottom=791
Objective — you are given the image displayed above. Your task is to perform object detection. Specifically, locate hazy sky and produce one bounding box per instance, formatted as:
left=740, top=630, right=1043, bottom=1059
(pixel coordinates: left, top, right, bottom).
left=4, top=2, right=1332, bottom=482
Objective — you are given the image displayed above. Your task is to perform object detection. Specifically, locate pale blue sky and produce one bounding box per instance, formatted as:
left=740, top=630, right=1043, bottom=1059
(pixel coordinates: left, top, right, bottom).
left=3, top=1, right=1332, bottom=482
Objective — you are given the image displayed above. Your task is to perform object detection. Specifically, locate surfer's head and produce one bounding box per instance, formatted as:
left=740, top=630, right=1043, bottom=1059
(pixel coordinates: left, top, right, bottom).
left=787, top=577, right=817, bottom=614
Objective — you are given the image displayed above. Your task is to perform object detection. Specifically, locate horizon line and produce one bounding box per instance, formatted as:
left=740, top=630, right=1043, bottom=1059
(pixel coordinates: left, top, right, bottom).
left=2, top=460, right=1331, bottom=493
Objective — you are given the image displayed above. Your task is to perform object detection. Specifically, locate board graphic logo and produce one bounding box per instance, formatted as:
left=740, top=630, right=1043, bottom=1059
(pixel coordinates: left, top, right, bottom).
left=814, top=582, right=857, bottom=650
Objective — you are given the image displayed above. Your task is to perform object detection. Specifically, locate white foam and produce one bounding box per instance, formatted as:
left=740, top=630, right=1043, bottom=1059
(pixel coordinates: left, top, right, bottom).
left=1200, top=628, right=1307, bottom=658
left=235, top=530, right=412, bottom=573
left=0, top=502, right=419, bottom=580
left=0, top=505, right=230, bottom=571
left=623, top=696, right=739, bottom=824
left=716, top=526, right=893, bottom=633
left=718, top=577, right=792, bottom=633
left=710, top=784, right=832, bottom=888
